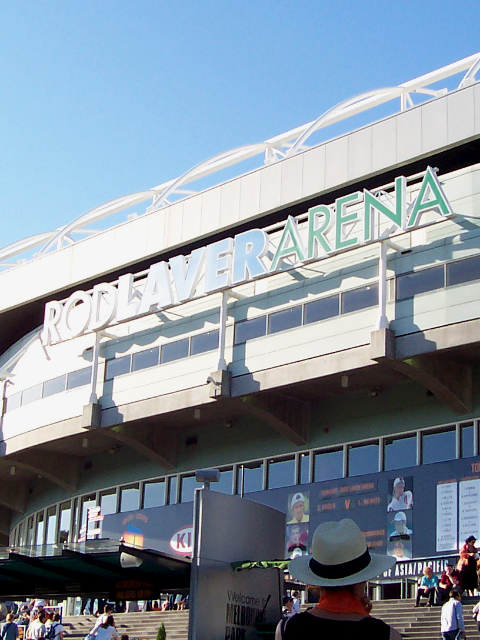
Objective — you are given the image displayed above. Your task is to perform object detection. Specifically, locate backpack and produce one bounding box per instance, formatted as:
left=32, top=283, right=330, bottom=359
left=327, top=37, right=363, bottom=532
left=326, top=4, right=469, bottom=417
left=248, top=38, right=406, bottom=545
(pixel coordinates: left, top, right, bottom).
left=45, top=623, right=59, bottom=640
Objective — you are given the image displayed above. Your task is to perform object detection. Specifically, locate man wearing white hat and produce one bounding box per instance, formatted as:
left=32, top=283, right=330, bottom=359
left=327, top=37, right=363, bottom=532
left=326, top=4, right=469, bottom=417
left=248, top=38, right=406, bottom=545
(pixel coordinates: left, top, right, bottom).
left=287, top=493, right=309, bottom=524
left=389, top=512, right=412, bottom=540
left=277, top=519, right=402, bottom=639
left=387, top=477, right=413, bottom=512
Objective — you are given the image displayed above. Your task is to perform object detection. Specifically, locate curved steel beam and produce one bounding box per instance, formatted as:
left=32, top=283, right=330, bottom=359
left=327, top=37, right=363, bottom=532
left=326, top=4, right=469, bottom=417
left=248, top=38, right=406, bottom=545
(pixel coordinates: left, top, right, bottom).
left=39, top=190, right=156, bottom=255
left=0, top=52, right=478, bottom=271
left=287, top=87, right=405, bottom=155
left=458, top=55, right=480, bottom=88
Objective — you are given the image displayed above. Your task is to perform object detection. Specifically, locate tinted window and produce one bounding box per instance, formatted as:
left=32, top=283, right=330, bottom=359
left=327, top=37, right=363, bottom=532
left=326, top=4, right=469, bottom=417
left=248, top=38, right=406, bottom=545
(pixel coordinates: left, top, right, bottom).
left=314, top=449, right=343, bottom=482
left=234, top=317, right=267, bottom=344
left=58, top=503, right=71, bottom=544
left=43, top=375, right=66, bottom=398
left=45, top=507, right=56, bottom=545
left=213, top=468, right=233, bottom=494
left=342, top=284, right=378, bottom=314
left=384, top=435, right=417, bottom=471
left=447, top=255, right=480, bottom=287
left=105, top=356, right=131, bottom=380
left=120, top=485, right=140, bottom=512
left=239, top=461, right=264, bottom=494
left=67, top=367, right=92, bottom=390
left=191, top=330, right=219, bottom=356
left=144, top=480, right=166, bottom=508
left=180, top=475, right=197, bottom=503
left=6, top=392, right=22, bottom=412
left=461, top=423, right=475, bottom=459
left=304, top=295, right=339, bottom=324
left=268, top=306, right=302, bottom=334
left=168, top=476, right=178, bottom=505
left=396, top=265, right=444, bottom=300
left=100, top=491, right=117, bottom=516
left=268, top=457, right=295, bottom=489
left=349, top=443, right=379, bottom=476
left=132, top=347, right=159, bottom=372
left=161, top=339, right=189, bottom=364
left=300, top=453, right=310, bottom=484
left=423, top=428, right=456, bottom=464
left=22, top=384, right=43, bottom=405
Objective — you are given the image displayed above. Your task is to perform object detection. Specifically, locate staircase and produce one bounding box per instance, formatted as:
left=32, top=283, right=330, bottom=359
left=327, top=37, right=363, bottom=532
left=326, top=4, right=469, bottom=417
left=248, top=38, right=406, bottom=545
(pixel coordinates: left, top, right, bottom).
left=371, top=598, right=478, bottom=639
left=60, top=599, right=479, bottom=640
left=61, top=611, right=189, bottom=640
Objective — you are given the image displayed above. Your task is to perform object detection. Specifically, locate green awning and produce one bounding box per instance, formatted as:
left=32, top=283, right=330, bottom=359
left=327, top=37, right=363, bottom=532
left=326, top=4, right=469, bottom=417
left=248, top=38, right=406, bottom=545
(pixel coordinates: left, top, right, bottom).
left=0, top=540, right=191, bottom=599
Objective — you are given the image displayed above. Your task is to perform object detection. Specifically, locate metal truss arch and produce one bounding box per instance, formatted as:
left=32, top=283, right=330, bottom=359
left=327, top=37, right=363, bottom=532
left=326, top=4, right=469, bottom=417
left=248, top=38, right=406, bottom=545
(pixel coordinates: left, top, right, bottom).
left=1, top=52, right=479, bottom=271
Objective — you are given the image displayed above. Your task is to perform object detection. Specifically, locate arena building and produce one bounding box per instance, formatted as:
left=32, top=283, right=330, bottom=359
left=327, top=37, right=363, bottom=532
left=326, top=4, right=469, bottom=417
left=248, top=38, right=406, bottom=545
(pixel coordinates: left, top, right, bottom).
left=0, top=52, right=480, bottom=604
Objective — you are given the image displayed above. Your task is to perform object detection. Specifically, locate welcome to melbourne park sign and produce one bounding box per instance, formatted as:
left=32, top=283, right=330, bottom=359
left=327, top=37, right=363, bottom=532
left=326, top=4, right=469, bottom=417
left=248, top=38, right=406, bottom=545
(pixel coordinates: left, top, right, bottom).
left=42, top=167, right=454, bottom=346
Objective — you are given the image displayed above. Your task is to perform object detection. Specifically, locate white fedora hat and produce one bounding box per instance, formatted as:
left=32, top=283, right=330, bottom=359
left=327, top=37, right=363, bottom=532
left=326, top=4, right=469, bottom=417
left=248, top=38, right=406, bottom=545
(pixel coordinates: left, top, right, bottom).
left=289, top=519, right=395, bottom=587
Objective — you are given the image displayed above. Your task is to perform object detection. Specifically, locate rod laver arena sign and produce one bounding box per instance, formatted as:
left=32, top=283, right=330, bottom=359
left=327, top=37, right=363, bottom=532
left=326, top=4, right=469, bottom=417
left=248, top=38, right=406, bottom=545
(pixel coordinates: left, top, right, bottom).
left=42, top=167, right=454, bottom=345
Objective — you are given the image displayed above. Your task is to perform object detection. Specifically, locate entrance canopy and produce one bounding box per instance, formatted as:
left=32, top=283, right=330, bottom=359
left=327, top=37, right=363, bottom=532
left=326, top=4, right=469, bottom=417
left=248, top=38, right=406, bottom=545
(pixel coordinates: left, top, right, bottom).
left=0, top=540, right=191, bottom=599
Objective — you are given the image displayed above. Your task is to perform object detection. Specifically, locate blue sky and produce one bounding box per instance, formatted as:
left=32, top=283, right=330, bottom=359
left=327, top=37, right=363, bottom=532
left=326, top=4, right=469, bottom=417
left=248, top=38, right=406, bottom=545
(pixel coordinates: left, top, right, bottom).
left=0, top=1, right=479, bottom=253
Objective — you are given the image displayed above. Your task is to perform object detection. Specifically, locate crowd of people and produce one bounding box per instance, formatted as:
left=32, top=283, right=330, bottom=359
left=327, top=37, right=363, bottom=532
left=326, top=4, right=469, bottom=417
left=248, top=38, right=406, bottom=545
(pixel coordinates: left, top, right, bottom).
left=0, top=600, right=64, bottom=640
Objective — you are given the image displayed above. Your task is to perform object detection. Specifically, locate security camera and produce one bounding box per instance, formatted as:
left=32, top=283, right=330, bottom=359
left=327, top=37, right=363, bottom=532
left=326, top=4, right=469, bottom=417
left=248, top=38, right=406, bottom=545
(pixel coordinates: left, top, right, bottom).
left=120, top=552, right=143, bottom=568
left=195, top=468, right=220, bottom=489
left=206, top=376, right=221, bottom=387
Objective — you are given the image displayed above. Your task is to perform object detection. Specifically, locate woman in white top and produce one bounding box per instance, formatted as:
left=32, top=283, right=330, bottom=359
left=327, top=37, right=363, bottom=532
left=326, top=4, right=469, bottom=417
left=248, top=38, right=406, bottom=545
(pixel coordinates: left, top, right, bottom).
left=94, top=617, right=118, bottom=640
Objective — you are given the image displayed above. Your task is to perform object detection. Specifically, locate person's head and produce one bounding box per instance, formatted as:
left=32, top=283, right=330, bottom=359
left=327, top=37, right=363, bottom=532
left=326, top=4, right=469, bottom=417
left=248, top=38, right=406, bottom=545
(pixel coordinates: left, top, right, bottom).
left=394, top=512, right=407, bottom=534
left=424, top=566, right=433, bottom=578
left=104, top=605, right=114, bottom=614
left=450, top=588, right=462, bottom=600
left=5, top=614, right=13, bottom=623
left=288, top=519, right=395, bottom=596
left=282, top=596, right=293, bottom=612
left=466, top=535, right=476, bottom=547
left=446, top=562, right=454, bottom=575
left=38, top=612, right=47, bottom=624
left=393, top=540, right=405, bottom=558
left=53, top=614, right=61, bottom=623
left=291, top=493, right=306, bottom=522
left=120, top=635, right=129, bottom=640
left=393, top=477, right=405, bottom=498
left=35, top=600, right=45, bottom=611
left=289, top=525, right=301, bottom=545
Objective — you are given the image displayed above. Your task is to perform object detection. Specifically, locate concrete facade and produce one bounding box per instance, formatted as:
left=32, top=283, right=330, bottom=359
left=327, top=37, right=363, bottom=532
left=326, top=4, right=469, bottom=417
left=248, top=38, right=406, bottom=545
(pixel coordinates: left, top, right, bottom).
left=0, top=74, right=480, bottom=574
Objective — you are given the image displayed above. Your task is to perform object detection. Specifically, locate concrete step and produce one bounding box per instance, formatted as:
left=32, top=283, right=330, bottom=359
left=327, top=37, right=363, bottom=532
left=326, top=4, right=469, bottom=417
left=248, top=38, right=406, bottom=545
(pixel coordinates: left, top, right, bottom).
left=61, top=612, right=189, bottom=640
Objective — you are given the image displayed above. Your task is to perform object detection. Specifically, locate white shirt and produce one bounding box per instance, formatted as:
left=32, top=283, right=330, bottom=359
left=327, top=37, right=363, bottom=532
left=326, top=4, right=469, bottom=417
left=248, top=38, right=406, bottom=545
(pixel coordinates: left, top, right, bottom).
left=27, top=621, right=46, bottom=640
left=91, top=616, right=110, bottom=634
left=387, top=491, right=413, bottom=511
left=441, top=598, right=465, bottom=633
left=95, top=627, right=118, bottom=640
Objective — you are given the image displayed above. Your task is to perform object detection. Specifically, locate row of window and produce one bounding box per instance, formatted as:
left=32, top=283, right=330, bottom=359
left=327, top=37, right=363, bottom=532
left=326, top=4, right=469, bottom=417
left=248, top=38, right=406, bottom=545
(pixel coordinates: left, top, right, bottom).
left=5, top=253, right=480, bottom=412
left=5, top=328, right=220, bottom=413
left=10, top=418, right=479, bottom=548
left=5, top=366, right=92, bottom=412
left=105, top=329, right=219, bottom=380
left=235, top=253, right=480, bottom=344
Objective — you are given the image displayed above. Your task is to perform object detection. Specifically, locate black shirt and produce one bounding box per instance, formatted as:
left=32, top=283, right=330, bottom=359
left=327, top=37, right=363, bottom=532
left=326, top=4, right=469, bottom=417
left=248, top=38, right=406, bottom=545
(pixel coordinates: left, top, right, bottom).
left=283, top=611, right=391, bottom=639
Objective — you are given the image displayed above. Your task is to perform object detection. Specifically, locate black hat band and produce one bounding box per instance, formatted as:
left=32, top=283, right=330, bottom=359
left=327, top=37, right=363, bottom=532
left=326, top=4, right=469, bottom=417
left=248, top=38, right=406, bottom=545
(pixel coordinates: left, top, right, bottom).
left=309, top=548, right=371, bottom=579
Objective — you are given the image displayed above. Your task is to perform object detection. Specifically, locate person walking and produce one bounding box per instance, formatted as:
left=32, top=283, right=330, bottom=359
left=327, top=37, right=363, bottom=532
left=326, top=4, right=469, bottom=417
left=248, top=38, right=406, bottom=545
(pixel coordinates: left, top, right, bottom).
left=441, top=589, right=465, bottom=640
left=277, top=518, right=402, bottom=640
left=1, top=614, right=18, bottom=640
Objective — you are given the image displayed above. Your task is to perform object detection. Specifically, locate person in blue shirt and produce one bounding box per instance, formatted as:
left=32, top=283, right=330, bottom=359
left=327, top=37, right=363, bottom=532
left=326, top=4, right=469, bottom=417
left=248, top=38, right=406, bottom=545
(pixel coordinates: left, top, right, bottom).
left=415, top=566, right=440, bottom=607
